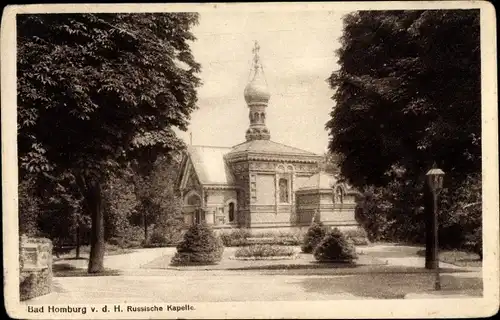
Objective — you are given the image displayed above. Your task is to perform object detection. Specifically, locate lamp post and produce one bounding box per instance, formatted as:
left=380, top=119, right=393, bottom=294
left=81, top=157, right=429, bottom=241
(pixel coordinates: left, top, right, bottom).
left=426, top=164, right=445, bottom=291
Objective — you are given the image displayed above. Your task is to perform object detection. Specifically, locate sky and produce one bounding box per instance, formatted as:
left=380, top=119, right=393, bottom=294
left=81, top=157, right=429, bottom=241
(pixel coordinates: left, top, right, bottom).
left=175, top=10, right=347, bottom=155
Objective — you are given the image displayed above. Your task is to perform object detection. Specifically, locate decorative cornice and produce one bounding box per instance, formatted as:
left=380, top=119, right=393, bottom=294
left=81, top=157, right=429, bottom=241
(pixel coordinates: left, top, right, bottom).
left=296, top=188, right=334, bottom=195
left=225, top=152, right=322, bottom=164
left=203, top=184, right=241, bottom=190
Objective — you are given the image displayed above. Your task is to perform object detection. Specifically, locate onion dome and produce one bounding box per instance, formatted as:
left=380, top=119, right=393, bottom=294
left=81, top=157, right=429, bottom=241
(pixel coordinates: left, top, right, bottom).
left=244, top=65, right=270, bottom=105
left=244, top=41, right=270, bottom=105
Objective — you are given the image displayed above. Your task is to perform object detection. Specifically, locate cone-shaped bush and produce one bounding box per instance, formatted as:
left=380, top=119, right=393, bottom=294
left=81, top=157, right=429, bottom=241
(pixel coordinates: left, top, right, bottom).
left=313, top=228, right=357, bottom=262
left=171, top=223, right=224, bottom=266
left=301, top=222, right=328, bottom=253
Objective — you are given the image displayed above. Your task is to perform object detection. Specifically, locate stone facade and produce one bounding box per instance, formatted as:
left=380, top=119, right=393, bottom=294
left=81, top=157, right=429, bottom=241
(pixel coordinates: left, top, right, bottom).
left=19, top=236, right=53, bottom=301
left=177, top=43, right=361, bottom=234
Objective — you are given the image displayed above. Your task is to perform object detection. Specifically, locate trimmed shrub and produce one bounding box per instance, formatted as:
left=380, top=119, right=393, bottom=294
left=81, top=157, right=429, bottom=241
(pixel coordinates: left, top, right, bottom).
left=301, top=222, right=328, bottom=253
left=342, top=227, right=370, bottom=246
left=220, top=229, right=305, bottom=247
left=272, top=231, right=304, bottom=246
left=171, top=223, right=224, bottom=266
left=313, top=228, right=357, bottom=262
left=235, top=245, right=295, bottom=258
left=220, top=229, right=251, bottom=247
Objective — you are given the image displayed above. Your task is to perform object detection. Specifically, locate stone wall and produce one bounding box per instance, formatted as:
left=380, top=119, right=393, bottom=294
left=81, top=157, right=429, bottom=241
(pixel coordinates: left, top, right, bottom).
left=206, top=189, right=238, bottom=225
left=19, top=236, right=53, bottom=301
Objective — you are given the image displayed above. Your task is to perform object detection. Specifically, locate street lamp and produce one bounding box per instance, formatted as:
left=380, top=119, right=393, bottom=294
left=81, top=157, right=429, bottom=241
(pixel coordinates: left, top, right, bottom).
left=426, top=163, right=445, bottom=291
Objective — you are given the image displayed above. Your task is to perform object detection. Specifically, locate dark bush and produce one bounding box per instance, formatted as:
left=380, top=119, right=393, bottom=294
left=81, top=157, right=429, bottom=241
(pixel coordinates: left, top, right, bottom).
left=301, top=222, right=328, bottom=253
left=171, top=223, right=224, bottom=266
left=464, top=227, right=482, bottom=259
left=440, top=173, right=482, bottom=254
left=149, top=228, right=168, bottom=244
left=20, top=269, right=52, bottom=301
left=354, top=171, right=483, bottom=252
left=313, top=228, right=357, bottom=262
left=142, top=225, right=183, bottom=248
left=124, top=239, right=143, bottom=248
left=342, top=227, right=370, bottom=246
left=108, top=237, right=126, bottom=247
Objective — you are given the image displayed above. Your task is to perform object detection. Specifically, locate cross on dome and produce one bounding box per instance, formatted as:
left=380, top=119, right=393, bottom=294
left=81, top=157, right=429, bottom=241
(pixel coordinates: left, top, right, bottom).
left=252, top=41, right=261, bottom=69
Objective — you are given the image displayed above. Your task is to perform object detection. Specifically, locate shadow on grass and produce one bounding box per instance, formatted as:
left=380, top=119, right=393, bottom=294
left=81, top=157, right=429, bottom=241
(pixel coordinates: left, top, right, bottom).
left=362, top=246, right=421, bottom=258
left=53, top=263, right=122, bottom=277
left=53, top=263, right=77, bottom=272
left=300, top=273, right=483, bottom=299
left=416, top=249, right=482, bottom=267
left=170, top=262, right=221, bottom=267
left=243, top=264, right=470, bottom=274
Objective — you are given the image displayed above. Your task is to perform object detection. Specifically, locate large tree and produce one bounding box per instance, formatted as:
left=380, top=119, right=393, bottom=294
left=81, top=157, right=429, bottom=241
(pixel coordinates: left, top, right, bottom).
left=327, top=10, right=480, bottom=188
left=327, top=10, right=481, bottom=267
left=17, top=13, right=201, bottom=273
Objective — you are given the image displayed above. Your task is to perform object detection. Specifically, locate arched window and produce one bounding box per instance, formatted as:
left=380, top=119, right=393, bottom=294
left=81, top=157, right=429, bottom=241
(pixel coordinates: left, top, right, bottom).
left=228, top=202, right=235, bottom=222
left=279, top=178, right=289, bottom=203
left=255, top=112, right=260, bottom=122
left=261, top=112, right=265, bottom=121
left=335, top=187, right=344, bottom=204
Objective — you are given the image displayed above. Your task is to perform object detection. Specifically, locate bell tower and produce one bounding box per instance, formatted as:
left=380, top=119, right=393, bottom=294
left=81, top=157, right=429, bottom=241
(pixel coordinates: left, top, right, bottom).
left=243, top=41, right=271, bottom=141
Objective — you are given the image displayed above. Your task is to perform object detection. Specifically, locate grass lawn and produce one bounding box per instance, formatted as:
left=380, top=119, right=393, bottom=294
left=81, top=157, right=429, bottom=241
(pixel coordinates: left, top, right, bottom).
left=416, top=249, right=482, bottom=267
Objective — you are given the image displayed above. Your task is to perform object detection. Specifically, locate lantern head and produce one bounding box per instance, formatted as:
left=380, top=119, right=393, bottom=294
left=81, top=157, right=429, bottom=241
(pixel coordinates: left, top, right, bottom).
left=426, top=166, right=445, bottom=193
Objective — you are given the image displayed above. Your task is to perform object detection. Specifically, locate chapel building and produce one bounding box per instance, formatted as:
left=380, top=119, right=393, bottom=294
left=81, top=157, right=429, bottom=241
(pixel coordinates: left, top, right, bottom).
left=177, top=43, right=359, bottom=233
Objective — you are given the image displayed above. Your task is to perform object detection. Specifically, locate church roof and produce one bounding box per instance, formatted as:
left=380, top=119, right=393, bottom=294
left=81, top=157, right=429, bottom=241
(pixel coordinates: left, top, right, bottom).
left=229, top=139, right=319, bottom=157
left=186, top=145, right=235, bottom=186
left=298, top=172, right=338, bottom=190
left=297, top=172, right=358, bottom=194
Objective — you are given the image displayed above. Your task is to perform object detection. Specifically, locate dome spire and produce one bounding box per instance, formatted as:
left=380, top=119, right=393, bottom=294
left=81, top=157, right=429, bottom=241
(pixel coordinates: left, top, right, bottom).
left=251, top=41, right=262, bottom=75
left=244, top=41, right=271, bottom=141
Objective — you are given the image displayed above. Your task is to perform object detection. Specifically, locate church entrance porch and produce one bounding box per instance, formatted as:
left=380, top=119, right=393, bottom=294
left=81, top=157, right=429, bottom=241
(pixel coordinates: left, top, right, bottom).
left=182, top=191, right=203, bottom=225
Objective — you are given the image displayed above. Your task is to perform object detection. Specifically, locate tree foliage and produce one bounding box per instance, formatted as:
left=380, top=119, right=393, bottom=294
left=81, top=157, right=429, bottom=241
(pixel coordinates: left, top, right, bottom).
left=18, top=178, right=42, bottom=237
left=102, top=169, right=140, bottom=242
left=355, top=172, right=482, bottom=251
left=327, top=10, right=481, bottom=253
left=17, top=13, right=201, bottom=272
left=327, top=10, right=480, bottom=189
left=132, top=155, right=184, bottom=243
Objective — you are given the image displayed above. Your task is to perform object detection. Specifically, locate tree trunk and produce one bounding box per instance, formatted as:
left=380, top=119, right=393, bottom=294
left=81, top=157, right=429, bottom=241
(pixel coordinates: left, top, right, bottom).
left=75, top=172, right=106, bottom=274
left=143, top=213, right=148, bottom=240
left=75, top=224, right=81, bottom=259
left=87, top=180, right=105, bottom=273
left=424, top=181, right=436, bottom=269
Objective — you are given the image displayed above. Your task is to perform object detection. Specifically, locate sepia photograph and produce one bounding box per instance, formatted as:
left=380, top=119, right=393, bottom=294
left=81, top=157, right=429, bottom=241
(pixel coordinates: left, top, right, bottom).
left=2, top=2, right=498, bottom=319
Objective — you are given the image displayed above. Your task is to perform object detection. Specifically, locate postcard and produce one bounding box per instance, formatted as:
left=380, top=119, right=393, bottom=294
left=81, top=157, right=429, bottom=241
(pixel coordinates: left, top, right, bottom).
left=2, top=2, right=498, bottom=319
